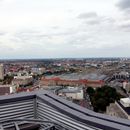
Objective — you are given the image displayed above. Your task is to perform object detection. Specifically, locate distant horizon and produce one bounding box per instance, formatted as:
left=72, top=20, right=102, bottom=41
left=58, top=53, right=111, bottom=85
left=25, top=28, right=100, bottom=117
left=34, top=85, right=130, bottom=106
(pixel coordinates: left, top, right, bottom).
left=0, top=57, right=129, bottom=61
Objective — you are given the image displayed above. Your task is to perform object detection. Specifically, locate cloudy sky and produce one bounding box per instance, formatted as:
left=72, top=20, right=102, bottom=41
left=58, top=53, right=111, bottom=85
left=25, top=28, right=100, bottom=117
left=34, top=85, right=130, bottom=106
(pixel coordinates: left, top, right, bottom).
left=0, top=0, right=130, bottom=59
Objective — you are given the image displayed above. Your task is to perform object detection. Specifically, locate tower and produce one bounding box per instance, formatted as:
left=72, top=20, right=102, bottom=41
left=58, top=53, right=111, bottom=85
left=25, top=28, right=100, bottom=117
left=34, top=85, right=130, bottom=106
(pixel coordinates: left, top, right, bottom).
left=0, top=64, right=4, bottom=80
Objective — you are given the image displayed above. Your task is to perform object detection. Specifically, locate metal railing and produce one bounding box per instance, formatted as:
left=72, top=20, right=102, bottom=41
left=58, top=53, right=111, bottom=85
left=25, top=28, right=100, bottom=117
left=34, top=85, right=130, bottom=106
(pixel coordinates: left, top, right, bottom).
left=0, top=118, right=76, bottom=130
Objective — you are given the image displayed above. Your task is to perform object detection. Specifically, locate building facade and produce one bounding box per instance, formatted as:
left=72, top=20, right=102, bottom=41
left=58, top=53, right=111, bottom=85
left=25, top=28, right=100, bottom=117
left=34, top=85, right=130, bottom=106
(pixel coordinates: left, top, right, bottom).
left=0, top=64, right=4, bottom=80
left=40, top=77, right=104, bottom=88
left=107, top=98, right=130, bottom=120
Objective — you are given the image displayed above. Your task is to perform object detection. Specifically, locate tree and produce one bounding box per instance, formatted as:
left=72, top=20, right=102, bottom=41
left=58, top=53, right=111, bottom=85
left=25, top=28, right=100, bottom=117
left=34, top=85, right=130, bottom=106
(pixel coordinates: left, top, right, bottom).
left=93, top=98, right=107, bottom=112
left=86, top=87, right=95, bottom=96
left=3, top=75, right=14, bottom=84
left=88, top=86, right=123, bottom=112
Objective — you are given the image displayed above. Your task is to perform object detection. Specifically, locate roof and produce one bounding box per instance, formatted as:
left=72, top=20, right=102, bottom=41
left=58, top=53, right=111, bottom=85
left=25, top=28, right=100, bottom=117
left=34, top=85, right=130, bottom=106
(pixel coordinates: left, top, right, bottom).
left=117, top=101, right=130, bottom=115
left=0, top=85, right=13, bottom=87
left=59, top=87, right=82, bottom=93
left=121, top=98, right=130, bottom=104
left=0, top=90, right=130, bottom=130
left=46, top=72, right=107, bottom=80
left=14, top=76, right=32, bottom=79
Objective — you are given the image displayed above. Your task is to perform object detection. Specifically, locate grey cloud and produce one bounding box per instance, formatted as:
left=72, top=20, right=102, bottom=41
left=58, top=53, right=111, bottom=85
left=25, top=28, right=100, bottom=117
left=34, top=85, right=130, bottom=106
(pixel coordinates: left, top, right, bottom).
left=119, top=23, right=130, bottom=31
left=14, top=29, right=77, bottom=43
left=0, top=31, right=6, bottom=36
left=101, top=17, right=115, bottom=24
left=117, top=0, right=130, bottom=10
left=83, top=17, right=115, bottom=26
left=14, top=31, right=52, bottom=43
left=85, top=19, right=100, bottom=25
left=51, top=26, right=60, bottom=29
left=77, top=12, right=97, bottom=19
left=78, top=12, right=115, bottom=26
left=120, top=23, right=130, bottom=28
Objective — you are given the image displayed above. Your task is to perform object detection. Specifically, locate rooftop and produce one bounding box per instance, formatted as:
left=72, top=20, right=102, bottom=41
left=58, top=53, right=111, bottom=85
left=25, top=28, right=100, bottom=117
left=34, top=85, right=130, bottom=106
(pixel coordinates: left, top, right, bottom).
left=0, top=90, right=130, bottom=130
left=121, top=98, right=130, bottom=104
left=46, top=72, right=107, bottom=80
left=117, top=101, right=130, bottom=116
left=59, top=87, right=82, bottom=93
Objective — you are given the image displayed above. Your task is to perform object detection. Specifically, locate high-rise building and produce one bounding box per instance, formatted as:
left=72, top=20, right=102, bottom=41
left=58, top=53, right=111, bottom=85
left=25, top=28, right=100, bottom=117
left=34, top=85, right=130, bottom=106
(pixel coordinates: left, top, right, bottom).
left=0, top=64, right=4, bottom=80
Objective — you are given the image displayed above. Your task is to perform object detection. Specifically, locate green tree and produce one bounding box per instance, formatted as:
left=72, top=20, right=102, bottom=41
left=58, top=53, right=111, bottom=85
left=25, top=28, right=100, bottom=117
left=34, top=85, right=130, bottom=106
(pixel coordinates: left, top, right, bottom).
left=86, top=87, right=95, bottom=96
left=88, top=86, right=123, bottom=112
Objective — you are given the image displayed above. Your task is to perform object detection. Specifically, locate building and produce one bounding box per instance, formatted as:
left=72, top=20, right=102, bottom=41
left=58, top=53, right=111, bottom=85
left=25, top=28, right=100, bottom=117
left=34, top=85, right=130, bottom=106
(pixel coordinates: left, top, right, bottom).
left=40, top=77, right=104, bottom=88
left=12, top=76, right=33, bottom=86
left=0, top=85, right=16, bottom=95
left=31, top=67, right=46, bottom=75
left=40, top=73, right=106, bottom=88
left=106, top=103, right=128, bottom=119
left=0, top=64, right=4, bottom=80
left=0, top=90, right=130, bottom=130
left=113, top=71, right=130, bottom=80
left=58, top=87, right=84, bottom=100
left=120, top=98, right=130, bottom=107
left=123, top=81, right=130, bottom=93
left=107, top=98, right=130, bottom=120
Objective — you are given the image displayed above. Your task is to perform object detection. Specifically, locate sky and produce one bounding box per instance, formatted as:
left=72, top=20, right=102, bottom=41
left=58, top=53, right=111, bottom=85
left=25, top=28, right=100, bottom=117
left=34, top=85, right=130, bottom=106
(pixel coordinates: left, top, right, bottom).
left=0, top=0, right=130, bottom=59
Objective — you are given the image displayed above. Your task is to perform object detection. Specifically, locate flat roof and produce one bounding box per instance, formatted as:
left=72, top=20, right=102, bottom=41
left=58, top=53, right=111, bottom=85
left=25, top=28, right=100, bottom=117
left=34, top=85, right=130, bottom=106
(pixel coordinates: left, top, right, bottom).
left=121, top=98, right=130, bottom=104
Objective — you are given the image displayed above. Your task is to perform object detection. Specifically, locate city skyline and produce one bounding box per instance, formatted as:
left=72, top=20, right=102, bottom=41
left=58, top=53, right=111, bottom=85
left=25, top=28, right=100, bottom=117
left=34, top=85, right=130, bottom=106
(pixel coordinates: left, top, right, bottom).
left=0, top=0, right=130, bottom=58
